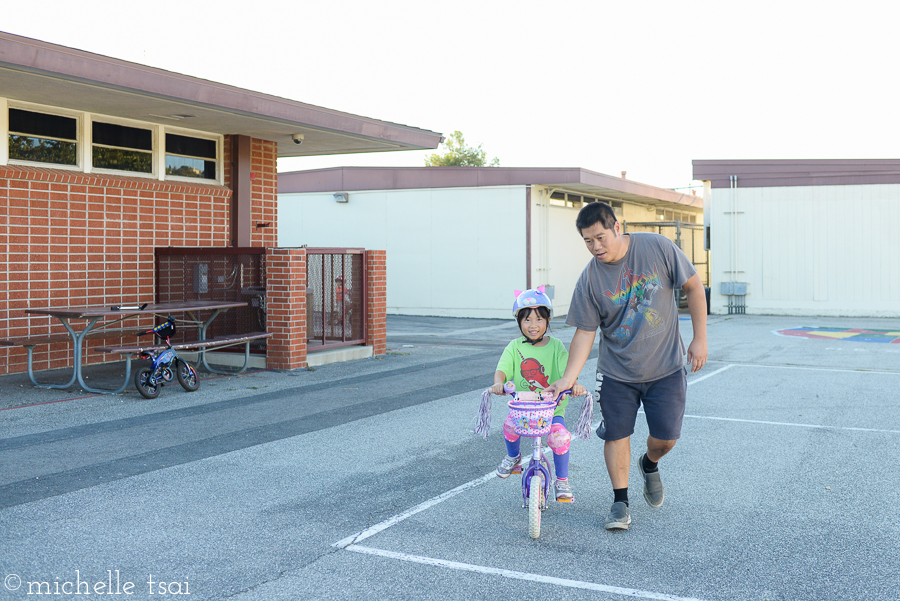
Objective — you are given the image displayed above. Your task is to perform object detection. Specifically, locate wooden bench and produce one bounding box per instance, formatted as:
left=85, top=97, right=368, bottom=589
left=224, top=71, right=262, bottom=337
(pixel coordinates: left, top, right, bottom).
left=97, top=331, right=272, bottom=375
left=1, top=328, right=140, bottom=389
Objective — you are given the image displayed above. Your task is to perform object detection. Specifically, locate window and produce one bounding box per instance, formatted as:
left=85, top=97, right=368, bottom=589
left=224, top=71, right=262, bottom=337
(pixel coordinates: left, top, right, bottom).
left=4, top=100, right=222, bottom=182
left=549, top=191, right=584, bottom=208
left=92, top=121, right=153, bottom=173
left=8, top=108, right=77, bottom=166
left=165, top=133, right=216, bottom=179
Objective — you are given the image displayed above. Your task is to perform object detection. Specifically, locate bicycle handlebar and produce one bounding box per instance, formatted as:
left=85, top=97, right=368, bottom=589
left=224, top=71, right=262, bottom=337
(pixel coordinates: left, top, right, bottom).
left=501, top=381, right=574, bottom=405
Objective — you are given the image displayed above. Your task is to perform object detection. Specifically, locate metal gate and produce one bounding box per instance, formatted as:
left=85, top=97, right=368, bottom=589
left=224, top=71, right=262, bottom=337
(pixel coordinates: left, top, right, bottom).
left=306, top=248, right=367, bottom=350
left=155, top=247, right=267, bottom=351
left=623, top=221, right=710, bottom=307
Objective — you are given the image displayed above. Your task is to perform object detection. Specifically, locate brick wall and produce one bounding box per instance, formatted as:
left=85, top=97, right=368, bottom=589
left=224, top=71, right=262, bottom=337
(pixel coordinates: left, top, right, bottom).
left=0, top=136, right=278, bottom=378
left=366, top=250, right=387, bottom=357
left=0, top=140, right=387, bottom=378
left=265, top=247, right=307, bottom=369
left=251, top=139, right=277, bottom=248
left=223, top=135, right=277, bottom=249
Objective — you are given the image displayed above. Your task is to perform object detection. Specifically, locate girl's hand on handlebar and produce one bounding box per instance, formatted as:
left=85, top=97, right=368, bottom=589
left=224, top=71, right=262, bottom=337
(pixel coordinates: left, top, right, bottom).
left=490, top=382, right=506, bottom=395
left=572, top=383, right=586, bottom=397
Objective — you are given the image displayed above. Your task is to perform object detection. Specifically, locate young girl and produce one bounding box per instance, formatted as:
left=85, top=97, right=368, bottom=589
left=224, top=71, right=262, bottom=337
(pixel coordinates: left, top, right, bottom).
left=491, top=287, right=586, bottom=502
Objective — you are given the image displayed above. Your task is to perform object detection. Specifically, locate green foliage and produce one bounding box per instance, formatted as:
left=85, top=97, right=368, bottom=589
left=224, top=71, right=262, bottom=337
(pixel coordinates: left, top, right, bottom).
left=8, top=135, right=77, bottom=165
left=92, top=147, right=153, bottom=173
left=425, top=131, right=499, bottom=167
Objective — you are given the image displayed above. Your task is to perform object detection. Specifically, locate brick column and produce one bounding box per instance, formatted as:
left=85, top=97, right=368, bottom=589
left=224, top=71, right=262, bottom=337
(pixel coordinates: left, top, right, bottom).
left=366, top=250, right=387, bottom=357
left=265, top=247, right=307, bottom=369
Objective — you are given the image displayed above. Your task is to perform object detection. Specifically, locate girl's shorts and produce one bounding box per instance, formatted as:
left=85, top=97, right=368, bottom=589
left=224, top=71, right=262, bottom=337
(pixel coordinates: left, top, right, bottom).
left=595, top=367, right=686, bottom=442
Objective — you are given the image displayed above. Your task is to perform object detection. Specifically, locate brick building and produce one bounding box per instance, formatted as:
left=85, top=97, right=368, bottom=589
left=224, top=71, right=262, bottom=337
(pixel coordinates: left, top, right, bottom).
left=0, top=32, right=442, bottom=376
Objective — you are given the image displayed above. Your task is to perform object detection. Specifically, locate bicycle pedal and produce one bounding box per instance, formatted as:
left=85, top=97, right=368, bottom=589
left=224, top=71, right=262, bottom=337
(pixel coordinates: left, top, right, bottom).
left=512, top=466, right=522, bottom=473
left=556, top=498, right=574, bottom=503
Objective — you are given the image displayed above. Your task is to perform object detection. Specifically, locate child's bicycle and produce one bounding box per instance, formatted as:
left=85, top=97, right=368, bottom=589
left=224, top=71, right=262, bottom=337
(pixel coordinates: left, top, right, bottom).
left=133, top=318, right=200, bottom=399
left=475, top=382, right=594, bottom=539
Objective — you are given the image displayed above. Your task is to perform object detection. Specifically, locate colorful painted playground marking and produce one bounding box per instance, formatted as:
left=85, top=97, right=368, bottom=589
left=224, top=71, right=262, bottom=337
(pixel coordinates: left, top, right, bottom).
left=776, top=327, right=900, bottom=344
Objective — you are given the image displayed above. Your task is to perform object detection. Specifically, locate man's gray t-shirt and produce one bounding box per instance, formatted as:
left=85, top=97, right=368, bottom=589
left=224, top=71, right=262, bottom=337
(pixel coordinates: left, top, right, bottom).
left=566, top=232, right=697, bottom=383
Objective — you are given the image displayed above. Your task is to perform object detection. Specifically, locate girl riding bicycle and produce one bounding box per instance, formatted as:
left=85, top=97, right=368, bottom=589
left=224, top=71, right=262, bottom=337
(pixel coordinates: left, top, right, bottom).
left=491, top=287, right=586, bottom=502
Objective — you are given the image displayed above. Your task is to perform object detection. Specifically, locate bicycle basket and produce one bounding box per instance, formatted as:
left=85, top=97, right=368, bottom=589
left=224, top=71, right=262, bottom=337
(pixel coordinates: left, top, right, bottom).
left=507, top=396, right=556, bottom=437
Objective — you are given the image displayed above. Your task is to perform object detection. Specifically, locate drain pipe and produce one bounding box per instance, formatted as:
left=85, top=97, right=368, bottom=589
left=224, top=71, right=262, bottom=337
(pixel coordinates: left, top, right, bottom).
left=730, top=175, right=737, bottom=285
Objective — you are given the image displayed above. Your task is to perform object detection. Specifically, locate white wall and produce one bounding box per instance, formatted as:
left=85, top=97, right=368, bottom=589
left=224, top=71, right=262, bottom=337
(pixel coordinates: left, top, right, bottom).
left=529, top=185, right=593, bottom=318
left=278, top=186, right=527, bottom=318
left=709, top=183, right=900, bottom=316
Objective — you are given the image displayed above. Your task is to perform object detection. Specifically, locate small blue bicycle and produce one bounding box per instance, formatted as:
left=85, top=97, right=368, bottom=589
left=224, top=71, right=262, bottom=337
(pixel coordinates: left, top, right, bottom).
left=133, top=318, right=200, bottom=399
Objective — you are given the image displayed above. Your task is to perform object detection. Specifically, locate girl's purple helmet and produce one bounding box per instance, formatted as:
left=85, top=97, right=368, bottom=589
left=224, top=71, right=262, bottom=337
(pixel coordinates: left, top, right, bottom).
left=512, top=286, right=553, bottom=318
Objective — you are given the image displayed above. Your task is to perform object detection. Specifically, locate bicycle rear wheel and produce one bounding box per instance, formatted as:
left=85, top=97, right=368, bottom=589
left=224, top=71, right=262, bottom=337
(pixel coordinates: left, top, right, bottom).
left=528, top=474, right=543, bottom=539
left=134, top=367, right=160, bottom=399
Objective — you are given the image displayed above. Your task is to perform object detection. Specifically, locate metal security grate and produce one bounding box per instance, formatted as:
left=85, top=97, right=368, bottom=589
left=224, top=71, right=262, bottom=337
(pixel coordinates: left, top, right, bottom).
left=155, top=248, right=267, bottom=351
left=306, top=248, right=367, bottom=350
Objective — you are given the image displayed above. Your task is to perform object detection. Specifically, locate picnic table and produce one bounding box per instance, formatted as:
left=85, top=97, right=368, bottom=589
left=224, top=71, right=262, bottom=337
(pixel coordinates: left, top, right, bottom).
left=8, top=301, right=261, bottom=394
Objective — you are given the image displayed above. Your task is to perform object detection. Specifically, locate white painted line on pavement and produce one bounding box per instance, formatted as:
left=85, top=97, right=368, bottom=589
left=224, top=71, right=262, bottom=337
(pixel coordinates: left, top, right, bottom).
left=712, top=362, right=900, bottom=375
left=332, top=471, right=497, bottom=549
left=687, top=364, right=733, bottom=385
left=682, top=414, right=900, bottom=435
left=345, top=545, right=708, bottom=601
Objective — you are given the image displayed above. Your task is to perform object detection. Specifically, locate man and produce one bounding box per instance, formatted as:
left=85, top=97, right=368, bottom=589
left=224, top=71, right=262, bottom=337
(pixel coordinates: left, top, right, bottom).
left=546, top=202, right=707, bottom=530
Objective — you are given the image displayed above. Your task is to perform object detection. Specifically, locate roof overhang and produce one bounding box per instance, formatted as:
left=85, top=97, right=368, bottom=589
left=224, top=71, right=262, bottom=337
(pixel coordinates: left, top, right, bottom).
left=693, top=159, right=900, bottom=188
left=278, top=166, right=703, bottom=210
left=0, top=31, right=443, bottom=158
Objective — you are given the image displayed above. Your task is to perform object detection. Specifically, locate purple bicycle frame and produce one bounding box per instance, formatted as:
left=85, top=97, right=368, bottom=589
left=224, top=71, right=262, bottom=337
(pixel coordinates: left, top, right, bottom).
left=508, top=387, right=572, bottom=508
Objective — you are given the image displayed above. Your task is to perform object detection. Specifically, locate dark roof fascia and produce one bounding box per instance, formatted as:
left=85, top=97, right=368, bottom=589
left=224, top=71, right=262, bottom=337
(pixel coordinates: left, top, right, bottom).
left=693, top=159, right=900, bottom=188
left=0, top=31, right=442, bottom=150
left=277, top=166, right=696, bottom=207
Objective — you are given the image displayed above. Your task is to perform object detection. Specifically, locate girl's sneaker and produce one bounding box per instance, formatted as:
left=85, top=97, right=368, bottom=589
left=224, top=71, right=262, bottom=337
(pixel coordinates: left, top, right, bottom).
left=555, top=478, right=573, bottom=502
left=497, top=454, right=522, bottom=478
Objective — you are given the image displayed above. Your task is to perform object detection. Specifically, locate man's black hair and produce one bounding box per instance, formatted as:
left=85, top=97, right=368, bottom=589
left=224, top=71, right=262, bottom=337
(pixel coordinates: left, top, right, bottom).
left=575, top=201, right=617, bottom=234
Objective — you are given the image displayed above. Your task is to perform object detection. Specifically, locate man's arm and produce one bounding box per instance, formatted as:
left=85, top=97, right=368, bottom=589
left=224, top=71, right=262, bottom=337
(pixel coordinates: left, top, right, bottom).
left=546, top=328, right=596, bottom=395
left=682, top=273, right=708, bottom=373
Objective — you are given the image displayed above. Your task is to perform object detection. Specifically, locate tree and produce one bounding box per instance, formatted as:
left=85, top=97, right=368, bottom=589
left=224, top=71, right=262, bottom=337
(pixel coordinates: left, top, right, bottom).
left=425, top=131, right=499, bottom=167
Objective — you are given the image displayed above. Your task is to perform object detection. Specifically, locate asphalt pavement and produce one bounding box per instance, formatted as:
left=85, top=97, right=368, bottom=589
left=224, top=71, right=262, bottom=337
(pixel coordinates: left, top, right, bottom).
left=1, top=313, right=899, bottom=601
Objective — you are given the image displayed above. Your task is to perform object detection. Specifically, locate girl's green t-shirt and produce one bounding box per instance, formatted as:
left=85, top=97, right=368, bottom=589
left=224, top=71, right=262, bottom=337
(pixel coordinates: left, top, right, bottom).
left=496, top=336, right=570, bottom=417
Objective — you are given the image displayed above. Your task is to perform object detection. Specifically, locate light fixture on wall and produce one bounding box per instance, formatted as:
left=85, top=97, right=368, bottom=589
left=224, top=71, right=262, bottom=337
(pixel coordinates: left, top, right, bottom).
left=334, top=192, right=349, bottom=203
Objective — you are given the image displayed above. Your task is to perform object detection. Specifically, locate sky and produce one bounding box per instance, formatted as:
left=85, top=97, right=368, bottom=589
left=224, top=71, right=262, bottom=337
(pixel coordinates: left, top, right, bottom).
left=5, top=0, right=900, bottom=191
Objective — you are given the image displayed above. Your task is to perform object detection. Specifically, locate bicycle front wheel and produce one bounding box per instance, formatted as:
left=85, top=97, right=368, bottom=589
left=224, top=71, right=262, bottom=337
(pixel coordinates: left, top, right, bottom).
left=176, top=359, right=200, bottom=392
left=528, top=474, right=543, bottom=539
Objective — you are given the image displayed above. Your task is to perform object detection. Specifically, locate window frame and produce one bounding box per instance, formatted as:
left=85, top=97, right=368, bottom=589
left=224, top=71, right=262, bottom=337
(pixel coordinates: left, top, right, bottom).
left=89, top=115, right=158, bottom=179
left=161, top=125, right=223, bottom=185
left=4, top=100, right=83, bottom=171
left=2, top=97, right=224, bottom=184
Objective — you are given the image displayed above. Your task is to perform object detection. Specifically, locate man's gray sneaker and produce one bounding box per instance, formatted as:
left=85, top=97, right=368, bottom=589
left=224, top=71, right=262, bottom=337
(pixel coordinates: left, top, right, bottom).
left=639, top=456, right=665, bottom=508
left=496, top=454, right=522, bottom=478
left=604, top=501, right=631, bottom=530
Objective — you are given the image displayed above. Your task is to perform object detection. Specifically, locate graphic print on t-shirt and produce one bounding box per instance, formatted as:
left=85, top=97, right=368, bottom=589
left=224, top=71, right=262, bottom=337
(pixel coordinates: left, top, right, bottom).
left=603, top=263, right=664, bottom=342
left=517, top=348, right=549, bottom=391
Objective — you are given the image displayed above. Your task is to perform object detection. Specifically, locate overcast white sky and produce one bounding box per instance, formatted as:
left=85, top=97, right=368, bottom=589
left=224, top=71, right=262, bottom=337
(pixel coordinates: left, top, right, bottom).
left=6, top=0, right=899, bottom=190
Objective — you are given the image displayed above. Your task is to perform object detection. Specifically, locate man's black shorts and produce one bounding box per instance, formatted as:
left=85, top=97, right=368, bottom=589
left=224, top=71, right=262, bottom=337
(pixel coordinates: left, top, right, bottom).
left=595, top=367, right=687, bottom=441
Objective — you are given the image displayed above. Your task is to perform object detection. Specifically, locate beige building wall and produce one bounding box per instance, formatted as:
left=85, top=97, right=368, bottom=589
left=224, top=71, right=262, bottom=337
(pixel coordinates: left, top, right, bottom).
left=709, top=183, right=900, bottom=316
left=280, top=183, right=706, bottom=319
left=279, top=186, right=526, bottom=318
